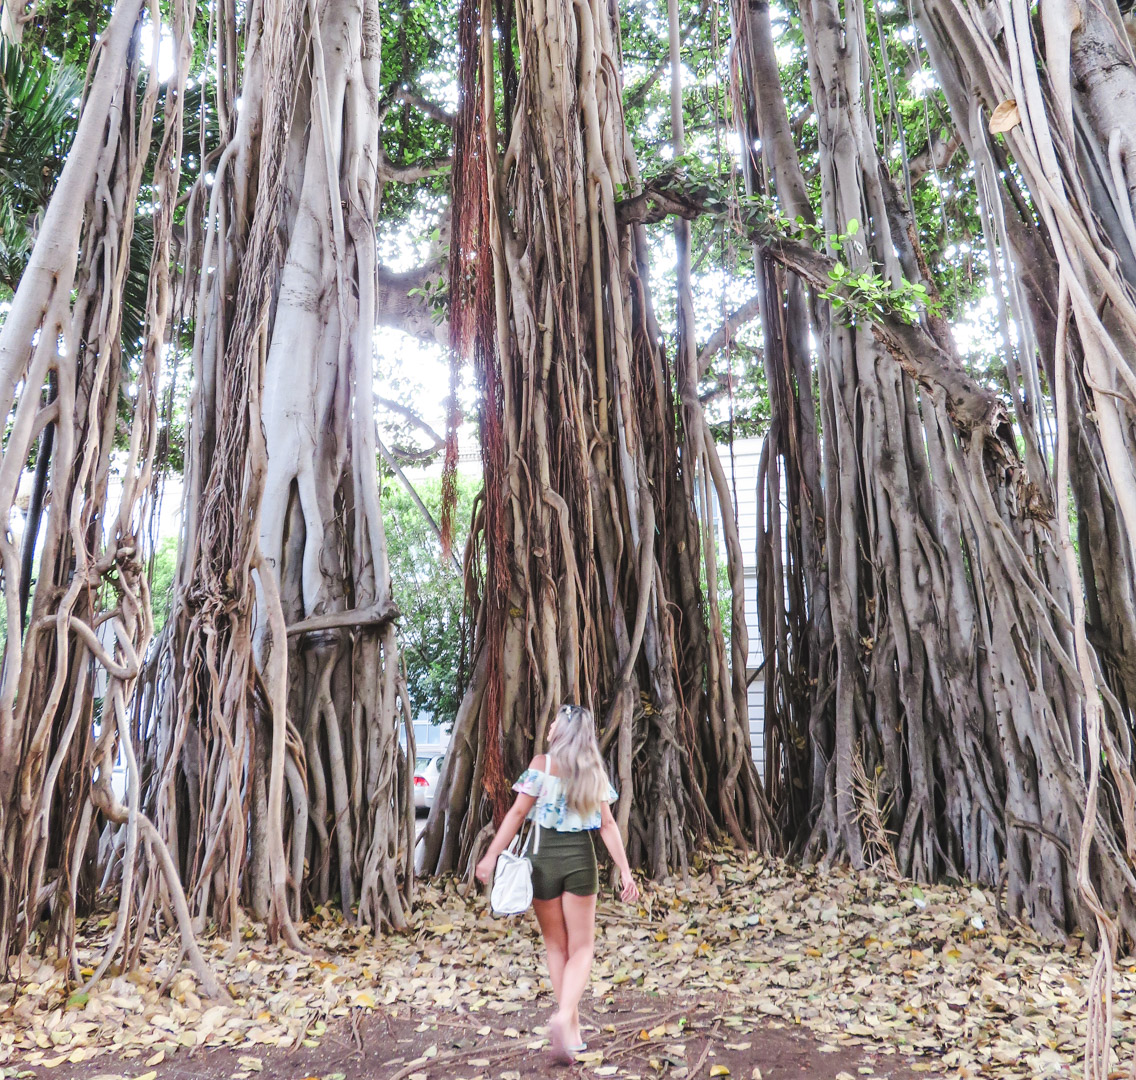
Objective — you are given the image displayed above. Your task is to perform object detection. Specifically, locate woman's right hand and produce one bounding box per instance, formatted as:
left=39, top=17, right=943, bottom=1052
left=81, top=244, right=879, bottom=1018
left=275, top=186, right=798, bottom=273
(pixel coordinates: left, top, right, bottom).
left=619, top=867, right=639, bottom=903
left=475, top=853, right=497, bottom=884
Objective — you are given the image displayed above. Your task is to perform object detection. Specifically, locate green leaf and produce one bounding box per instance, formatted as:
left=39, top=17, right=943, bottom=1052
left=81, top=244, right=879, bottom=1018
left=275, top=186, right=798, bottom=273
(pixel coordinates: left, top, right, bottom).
left=846, top=217, right=859, bottom=235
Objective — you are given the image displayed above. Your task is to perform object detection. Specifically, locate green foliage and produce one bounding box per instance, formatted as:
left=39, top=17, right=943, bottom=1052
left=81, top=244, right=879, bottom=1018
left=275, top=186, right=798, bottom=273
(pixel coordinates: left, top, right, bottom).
left=382, top=473, right=478, bottom=725
left=148, top=535, right=179, bottom=638
left=20, top=0, right=114, bottom=70
left=406, top=267, right=449, bottom=324
left=0, top=40, right=80, bottom=296
left=376, top=0, right=455, bottom=225
left=820, top=222, right=940, bottom=325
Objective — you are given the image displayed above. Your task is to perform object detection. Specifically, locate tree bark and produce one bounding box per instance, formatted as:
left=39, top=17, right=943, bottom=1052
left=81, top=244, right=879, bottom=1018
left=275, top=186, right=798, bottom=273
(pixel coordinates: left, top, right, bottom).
left=145, top=0, right=414, bottom=941
left=424, top=0, right=767, bottom=877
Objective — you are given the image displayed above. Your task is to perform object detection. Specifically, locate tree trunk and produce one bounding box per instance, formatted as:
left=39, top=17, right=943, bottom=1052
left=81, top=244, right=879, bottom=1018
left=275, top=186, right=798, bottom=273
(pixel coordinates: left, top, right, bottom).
left=0, top=0, right=221, bottom=992
left=144, top=0, right=414, bottom=943
left=729, top=0, right=1136, bottom=1052
left=423, top=0, right=768, bottom=878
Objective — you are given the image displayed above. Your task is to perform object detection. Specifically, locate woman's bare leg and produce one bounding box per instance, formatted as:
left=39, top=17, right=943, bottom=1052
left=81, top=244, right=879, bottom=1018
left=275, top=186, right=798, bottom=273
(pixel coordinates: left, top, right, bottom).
left=532, top=897, right=569, bottom=1005
left=553, top=892, right=596, bottom=1049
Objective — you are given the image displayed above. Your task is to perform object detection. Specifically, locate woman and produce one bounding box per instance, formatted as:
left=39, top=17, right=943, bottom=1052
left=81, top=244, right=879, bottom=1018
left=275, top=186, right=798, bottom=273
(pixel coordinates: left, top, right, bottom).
left=475, top=703, right=639, bottom=1064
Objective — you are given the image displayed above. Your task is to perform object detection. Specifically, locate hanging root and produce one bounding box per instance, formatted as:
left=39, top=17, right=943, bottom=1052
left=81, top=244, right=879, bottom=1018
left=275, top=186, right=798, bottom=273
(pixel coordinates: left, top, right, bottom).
left=850, top=747, right=899, bottom=882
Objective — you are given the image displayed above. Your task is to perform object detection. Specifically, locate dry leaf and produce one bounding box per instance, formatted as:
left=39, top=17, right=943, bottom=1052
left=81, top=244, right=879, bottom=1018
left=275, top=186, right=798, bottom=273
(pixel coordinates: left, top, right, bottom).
left=0, top=854, right=1123, bottom=1080
left=989, top=99, right=1021, bottom=134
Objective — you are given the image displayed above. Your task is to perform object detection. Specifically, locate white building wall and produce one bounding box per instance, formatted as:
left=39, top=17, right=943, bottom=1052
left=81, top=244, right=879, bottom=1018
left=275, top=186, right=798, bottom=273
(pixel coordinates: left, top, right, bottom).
left=713, top=438, right=766, bottom=778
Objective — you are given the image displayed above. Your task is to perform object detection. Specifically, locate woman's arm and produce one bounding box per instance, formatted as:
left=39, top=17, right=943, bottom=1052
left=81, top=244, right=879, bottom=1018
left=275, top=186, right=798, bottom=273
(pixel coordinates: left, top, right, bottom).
left=474, top=791, right=537, bottom=882
left=597, top=802, right=639, bottom=902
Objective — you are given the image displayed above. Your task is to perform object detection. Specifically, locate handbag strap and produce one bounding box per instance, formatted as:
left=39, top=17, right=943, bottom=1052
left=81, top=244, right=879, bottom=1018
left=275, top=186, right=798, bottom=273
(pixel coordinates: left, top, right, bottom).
left=519, top=756, right=552, bottom=859
left=520, top=816, right=541, bottom=856
left=531, top=755, right=553, bottom=856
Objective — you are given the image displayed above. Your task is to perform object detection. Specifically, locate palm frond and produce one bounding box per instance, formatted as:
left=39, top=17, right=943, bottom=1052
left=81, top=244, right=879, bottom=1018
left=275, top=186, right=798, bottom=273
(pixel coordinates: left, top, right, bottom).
left=0, top=39, right=80, bottom=216
left=0, top=196, right=32, bottom=296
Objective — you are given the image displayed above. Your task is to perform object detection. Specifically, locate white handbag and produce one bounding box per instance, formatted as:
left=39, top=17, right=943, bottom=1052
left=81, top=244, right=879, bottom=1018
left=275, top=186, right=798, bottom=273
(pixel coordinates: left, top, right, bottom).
left=490, top=818, right=541, bottom=916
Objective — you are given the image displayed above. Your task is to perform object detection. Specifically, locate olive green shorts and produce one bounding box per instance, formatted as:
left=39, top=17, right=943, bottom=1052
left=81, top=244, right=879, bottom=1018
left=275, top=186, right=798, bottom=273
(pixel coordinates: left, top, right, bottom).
left=530, top=827, right=598, bottom=900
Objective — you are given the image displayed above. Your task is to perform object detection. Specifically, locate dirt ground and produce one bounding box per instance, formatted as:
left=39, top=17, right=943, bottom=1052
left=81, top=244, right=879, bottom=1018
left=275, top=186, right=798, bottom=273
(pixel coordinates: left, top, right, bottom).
left=14, top=991, right=935, bottom=1080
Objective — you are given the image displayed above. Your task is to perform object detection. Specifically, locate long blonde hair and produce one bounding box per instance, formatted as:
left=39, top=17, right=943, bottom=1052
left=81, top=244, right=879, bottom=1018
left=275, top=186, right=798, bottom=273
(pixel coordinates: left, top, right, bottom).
left=548, top=704, right=609, bottom=817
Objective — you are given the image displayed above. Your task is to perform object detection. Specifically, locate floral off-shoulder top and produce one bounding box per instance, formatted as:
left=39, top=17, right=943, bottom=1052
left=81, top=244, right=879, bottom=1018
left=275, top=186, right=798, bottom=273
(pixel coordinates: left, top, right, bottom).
left=512, top=756, right=618, bottom=832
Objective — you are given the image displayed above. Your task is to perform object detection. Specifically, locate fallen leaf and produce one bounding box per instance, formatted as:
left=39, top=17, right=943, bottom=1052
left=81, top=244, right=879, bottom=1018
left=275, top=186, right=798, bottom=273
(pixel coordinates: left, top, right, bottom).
left=989, top=99, right=1021, bottom=134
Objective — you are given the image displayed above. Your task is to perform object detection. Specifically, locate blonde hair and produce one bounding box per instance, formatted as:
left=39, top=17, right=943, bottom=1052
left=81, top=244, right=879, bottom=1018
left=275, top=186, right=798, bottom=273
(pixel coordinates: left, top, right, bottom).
left=548, top=704, right=609, bottom=817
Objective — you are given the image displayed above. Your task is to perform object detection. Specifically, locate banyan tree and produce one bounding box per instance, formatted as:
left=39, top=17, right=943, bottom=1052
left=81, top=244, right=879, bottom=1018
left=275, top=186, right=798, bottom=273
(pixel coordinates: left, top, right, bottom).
left=0, top=0, right=435, bottom=979
left=3, top=0, right=1136, bottom=1070
left=418, top=0, right=767, bottom=876
left=727, top=0, right=1136, bottom=1069
left=140, top=0, right=415, bottom=944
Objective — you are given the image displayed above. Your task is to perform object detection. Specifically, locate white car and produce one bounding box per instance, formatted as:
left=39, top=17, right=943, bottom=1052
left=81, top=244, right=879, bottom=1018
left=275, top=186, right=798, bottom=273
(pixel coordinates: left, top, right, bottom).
left=414, top=752, right=445, bottom=813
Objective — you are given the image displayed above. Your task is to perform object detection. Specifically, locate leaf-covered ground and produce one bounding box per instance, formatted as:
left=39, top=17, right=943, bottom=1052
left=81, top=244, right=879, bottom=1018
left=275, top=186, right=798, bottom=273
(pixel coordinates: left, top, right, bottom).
left=0, top=852, right=1131, bottom=1079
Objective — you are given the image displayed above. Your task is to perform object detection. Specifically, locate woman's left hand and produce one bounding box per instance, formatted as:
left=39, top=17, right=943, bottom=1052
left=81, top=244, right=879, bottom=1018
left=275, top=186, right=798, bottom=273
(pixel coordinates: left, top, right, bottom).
left=475, top=854, right=496, bottom=884
left=619, top=867, right=639, bottom=903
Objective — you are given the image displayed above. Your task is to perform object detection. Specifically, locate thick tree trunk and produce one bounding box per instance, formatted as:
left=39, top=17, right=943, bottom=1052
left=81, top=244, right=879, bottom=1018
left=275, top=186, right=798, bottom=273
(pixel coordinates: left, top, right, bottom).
left=424, top=0, right=767, bottom=878
left=727, top=0, right=1136, bottom=967
left=144, top=0, right=413, bottom=941
left=905, top=1, right=1136, bottom=1069
left=725, top=12, right=1136, bottom=1076
left=0, top=0, right=221, bottom=992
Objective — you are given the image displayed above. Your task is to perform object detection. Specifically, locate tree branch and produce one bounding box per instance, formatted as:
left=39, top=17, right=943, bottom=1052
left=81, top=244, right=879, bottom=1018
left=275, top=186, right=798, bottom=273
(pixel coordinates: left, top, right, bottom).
left=760, top=235, right=1000, bottom=431
left=397, top=87, right=455, bottom=126
left=618, top=180, right=1003, bottom=433
left=908, top=129, right=963, bottom=184
left=376, top=393, right=447, bottom=446
left=697, top=293, right=763, bottom=376
left=376, top=146, right=452, bottom=184
left=285, top=600, right=399, bottom=637
left=376, top=263, right=449, bottom=344
left=377, top=434, right=463, bottom=574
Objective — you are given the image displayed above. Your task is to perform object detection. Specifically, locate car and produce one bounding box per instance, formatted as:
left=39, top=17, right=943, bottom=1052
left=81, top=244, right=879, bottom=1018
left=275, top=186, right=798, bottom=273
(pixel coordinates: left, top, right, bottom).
left=414, top=752, right=445, bottom=813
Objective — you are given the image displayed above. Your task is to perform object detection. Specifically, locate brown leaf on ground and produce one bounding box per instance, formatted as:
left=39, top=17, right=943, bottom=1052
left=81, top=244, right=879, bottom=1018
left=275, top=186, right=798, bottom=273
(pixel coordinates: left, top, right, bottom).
left=0, top=852, right=1126, bottom=1078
